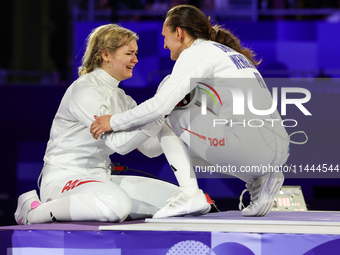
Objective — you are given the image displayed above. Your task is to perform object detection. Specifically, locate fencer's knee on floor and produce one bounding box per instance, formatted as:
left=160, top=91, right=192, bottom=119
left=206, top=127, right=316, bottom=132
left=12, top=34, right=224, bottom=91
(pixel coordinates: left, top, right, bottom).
left=94, top=188, right=132, bottom=223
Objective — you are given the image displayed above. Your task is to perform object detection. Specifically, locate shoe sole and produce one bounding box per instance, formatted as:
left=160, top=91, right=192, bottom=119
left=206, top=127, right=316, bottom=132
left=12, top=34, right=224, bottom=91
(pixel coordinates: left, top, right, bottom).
left=186, top=203, right=211, bottom=216
left=243, top=171, right=284, bottom=217
left=153, top=191, right=211, bottom=219
left=156, top=204, right=211, bottom=218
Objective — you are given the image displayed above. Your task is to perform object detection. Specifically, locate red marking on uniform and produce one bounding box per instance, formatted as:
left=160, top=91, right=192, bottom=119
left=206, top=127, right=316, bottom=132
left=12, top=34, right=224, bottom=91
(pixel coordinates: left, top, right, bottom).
left=205, top=193, right=214, bottom=205
left=76, top=180, right=104, bottom=187
left=61, top=179, right=104, bottom=193
left=180, top=127, right=206, bottom=141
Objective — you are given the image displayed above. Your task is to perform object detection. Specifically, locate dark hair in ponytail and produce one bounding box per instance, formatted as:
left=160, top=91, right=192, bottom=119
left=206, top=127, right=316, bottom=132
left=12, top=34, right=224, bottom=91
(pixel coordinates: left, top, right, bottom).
left=165, top=5, right=261, bottom=66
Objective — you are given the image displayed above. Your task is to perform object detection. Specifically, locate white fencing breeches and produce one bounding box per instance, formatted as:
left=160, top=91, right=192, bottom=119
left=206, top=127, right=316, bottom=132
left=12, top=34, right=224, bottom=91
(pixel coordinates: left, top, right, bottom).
left=166, top=104, right=290, bottom=182
left=28, top=163, right=179, bottom=224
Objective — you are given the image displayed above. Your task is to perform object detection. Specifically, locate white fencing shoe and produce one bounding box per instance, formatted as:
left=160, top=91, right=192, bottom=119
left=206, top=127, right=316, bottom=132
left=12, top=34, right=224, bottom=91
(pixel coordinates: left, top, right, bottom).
left=153, top=188, right=211, bottom=219
left=239, top=171, right=284, bottom=217
left=14, top=190, right=41, bottom=225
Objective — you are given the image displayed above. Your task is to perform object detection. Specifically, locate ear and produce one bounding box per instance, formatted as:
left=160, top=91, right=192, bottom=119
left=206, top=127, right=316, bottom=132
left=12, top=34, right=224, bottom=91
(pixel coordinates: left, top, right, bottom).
left=101, top=50, right=109, bottom=62
left=176, top=27, right=185, bottom=42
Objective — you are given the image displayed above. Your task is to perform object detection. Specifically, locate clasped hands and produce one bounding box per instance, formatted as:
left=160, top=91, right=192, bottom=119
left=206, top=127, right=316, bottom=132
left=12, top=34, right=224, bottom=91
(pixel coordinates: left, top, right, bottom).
left=90, top=115, right=113, bottom=140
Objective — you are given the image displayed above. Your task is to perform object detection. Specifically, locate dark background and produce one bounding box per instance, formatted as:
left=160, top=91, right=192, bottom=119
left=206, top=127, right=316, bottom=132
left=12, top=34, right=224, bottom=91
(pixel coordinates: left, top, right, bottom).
left=1, top=0, right=340, bottom=226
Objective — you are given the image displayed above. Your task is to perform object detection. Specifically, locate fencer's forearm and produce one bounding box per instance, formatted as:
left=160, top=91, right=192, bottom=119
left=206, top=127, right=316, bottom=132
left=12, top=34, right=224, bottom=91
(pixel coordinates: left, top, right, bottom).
left=110, top=55, right=212, bottom=132
left=109, top=94, right=173, bottom=132
left=102, top=130, right=149, bottom=155
left=137, top=137, right=163, bottom=158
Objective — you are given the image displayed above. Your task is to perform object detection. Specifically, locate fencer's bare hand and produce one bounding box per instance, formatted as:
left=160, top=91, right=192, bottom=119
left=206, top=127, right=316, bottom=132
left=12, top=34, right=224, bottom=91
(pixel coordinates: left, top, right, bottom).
left=90, top=115, right=113, bottom=139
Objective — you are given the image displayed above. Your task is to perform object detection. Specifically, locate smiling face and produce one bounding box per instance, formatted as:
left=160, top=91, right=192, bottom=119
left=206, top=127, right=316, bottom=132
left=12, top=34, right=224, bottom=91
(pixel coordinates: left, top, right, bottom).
left=102, top=40, right=138, bottom=81
left=162, top=21, right=185, bottom=61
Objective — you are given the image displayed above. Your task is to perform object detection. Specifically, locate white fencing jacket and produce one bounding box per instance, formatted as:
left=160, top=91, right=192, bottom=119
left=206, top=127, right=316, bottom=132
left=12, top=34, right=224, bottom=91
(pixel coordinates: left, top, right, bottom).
left=44, top=68, right=162, bottom=176
left=109, top=39, right=280, bottom=131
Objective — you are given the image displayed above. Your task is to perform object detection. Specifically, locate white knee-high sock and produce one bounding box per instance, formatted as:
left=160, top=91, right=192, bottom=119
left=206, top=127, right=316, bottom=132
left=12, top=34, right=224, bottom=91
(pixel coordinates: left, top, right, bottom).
left=158, top=124, right=198, bottom=196
left=28, top=194, right=124, bottom=224
left=28, top=196, right=72, bottom=224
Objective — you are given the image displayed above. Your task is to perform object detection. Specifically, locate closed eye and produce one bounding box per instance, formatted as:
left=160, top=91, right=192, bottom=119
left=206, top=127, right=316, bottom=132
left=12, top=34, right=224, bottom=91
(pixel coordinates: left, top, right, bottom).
left=126, top=51, right=138, bottom=55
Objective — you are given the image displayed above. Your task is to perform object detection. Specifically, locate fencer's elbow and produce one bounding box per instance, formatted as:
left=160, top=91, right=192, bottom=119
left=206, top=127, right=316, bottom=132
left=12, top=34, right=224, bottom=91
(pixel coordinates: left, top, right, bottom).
left=105, top=141, right=135, bottom=155
left=104, top=131, right=149, bottom=155
left=145, top=151, right=163, bottom=158
left=140, top=153, right=156, bottom=158
left=137, top=148, right=163, bottom=158
left=114, top=146, right=135, bottom=155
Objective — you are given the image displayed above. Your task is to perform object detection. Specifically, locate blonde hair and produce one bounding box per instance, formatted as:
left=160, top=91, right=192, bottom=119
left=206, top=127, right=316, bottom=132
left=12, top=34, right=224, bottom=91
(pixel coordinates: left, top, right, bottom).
left=78, top=24, right=139, bottom=76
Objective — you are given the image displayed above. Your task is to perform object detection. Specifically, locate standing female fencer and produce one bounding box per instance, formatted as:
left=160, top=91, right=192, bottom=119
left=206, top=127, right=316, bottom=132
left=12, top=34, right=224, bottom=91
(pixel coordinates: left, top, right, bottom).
left=14, top=24, right=181, bottom=225
left=91, top=5, right=291, bottom=219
